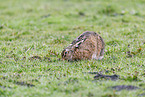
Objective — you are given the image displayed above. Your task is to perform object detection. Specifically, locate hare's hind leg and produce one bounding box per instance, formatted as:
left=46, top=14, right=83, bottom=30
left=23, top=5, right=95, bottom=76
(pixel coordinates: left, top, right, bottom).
left=92, top=47, right=101, bottom=60
left=98, top=48, right=104, bottom=60
left=96, top=48, right=101, bottom=60
left=92, top=53, right=97, bottom=59
left=97, top=35, right=105, bottom=60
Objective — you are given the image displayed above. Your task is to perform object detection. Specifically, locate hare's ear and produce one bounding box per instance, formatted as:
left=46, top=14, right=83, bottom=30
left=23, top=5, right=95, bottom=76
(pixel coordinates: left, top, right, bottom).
left=75, top=40, right=84, bottom=48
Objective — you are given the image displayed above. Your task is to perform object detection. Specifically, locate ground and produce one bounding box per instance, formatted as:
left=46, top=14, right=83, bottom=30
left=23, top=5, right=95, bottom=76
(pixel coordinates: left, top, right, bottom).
left=0, top=0, right=145, bottom=97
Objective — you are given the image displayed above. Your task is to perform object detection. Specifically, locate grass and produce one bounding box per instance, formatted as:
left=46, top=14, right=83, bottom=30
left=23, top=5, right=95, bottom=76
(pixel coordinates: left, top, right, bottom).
left=0, top=0, right=145, bottom=96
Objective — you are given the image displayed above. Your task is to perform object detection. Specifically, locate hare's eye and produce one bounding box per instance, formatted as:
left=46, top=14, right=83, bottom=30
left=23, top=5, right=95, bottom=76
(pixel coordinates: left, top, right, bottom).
left=64, top=51, right=67, bottom=54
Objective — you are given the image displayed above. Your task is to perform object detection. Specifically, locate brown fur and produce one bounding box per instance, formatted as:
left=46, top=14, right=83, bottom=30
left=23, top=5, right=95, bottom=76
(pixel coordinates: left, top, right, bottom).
left=61, top=31, right=105, bottom=61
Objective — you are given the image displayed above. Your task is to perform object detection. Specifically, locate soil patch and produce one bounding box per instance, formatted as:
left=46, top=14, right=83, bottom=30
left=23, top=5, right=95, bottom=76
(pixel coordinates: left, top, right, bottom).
left=94, top=74, right=119, bottom=81
left=111, top=85, right=139, bottom=91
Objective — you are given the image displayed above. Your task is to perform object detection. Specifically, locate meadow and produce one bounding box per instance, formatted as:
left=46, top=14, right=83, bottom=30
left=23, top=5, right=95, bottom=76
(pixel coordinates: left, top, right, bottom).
left=0, top=0, right=145, bottom=96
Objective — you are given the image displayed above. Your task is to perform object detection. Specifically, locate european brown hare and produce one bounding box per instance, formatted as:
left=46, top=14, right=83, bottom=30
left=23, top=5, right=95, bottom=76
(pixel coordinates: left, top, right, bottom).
left=61, top=31, right=105, bottom=61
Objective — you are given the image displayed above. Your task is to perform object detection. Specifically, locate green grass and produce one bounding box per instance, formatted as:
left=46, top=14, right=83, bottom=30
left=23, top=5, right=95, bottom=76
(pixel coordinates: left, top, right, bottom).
left=0, top=0, right=145, bottom=96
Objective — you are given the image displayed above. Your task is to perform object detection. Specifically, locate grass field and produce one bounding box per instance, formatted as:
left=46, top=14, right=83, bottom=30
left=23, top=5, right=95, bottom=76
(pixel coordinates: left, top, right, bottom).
left=0, top=0, right=145, bottom=96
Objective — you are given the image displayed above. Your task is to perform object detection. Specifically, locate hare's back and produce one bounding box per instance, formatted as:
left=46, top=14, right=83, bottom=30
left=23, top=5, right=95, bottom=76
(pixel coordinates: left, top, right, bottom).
left=71, top=31, right=97, bottom=45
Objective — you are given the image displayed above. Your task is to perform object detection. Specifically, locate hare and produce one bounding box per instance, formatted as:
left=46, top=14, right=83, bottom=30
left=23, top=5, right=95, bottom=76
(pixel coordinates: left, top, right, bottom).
left=61, top=31, right=105, bottom=61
